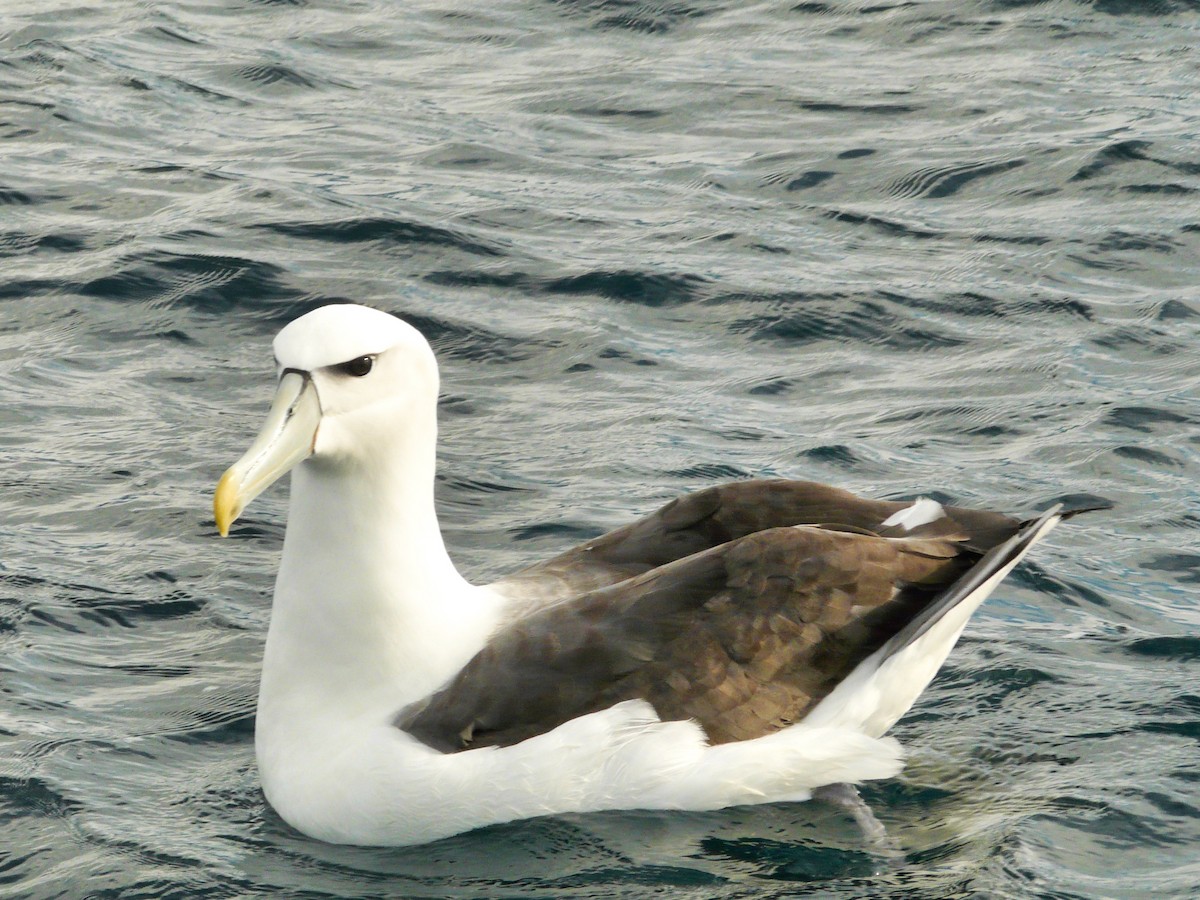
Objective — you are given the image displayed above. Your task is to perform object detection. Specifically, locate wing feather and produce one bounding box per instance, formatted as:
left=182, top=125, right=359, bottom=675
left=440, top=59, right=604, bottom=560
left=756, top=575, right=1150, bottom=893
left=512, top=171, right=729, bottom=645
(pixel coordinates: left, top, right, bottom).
left=489, top=480, right=1018, bottom=616
left=399, top=525, right=974, bottom=751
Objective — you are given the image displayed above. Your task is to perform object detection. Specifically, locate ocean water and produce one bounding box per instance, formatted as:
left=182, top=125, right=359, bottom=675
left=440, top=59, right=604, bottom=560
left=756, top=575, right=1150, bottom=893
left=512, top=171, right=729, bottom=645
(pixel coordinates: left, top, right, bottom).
left=2, top=0, right=1199, bottom=896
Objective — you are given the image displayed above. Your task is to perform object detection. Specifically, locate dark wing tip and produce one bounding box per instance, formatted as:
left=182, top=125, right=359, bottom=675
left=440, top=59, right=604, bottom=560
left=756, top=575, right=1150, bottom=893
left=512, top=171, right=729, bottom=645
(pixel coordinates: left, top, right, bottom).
left=1037, top=493, right=1114, bottom=520
left=875, top=504, right=1064, bottom=666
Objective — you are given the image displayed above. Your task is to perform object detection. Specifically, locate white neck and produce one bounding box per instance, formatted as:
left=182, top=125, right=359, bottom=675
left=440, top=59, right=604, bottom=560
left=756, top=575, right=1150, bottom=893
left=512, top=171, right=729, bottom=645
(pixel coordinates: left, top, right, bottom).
left=256, top=412, right=500, bottom=737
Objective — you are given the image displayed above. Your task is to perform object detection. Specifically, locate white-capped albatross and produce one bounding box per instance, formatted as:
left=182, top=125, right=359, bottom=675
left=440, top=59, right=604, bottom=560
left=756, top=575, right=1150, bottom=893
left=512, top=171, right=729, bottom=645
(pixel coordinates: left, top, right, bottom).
left=213, top=303, right=1089, bottom=847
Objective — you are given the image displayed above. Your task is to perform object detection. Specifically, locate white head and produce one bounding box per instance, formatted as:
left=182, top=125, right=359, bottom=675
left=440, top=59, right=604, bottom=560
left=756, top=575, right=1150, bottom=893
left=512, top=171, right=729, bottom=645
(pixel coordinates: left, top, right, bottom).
left=214, top=304, right=440, bottom=534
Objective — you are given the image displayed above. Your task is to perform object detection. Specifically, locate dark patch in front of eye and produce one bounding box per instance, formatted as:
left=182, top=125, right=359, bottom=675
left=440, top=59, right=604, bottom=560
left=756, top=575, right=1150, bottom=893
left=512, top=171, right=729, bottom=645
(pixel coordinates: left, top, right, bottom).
left=333, top=355, right=374, bottom=377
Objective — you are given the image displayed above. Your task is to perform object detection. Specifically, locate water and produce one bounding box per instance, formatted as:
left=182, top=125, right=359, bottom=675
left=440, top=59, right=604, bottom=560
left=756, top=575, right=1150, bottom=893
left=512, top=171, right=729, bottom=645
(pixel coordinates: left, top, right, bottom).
left=2, top=0, right=1198, bottom=896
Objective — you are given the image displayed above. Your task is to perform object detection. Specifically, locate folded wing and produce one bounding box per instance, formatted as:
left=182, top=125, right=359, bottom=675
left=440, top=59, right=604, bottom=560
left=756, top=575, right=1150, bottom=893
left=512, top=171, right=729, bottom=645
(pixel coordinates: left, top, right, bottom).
left=399, top=519, right=983, bottom=752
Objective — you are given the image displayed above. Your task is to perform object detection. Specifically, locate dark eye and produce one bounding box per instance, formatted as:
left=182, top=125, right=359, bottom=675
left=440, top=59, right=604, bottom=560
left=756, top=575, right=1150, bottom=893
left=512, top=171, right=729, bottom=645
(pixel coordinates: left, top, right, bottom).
left=335, top=355, right=374, bottom=377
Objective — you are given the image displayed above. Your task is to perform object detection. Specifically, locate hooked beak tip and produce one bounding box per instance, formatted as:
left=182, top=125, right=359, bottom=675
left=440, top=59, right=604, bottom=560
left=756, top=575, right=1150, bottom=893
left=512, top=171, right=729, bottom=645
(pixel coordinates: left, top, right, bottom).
left=212, top=369, right=321, bottom=539
left=214, top=468, right=240, bottom=537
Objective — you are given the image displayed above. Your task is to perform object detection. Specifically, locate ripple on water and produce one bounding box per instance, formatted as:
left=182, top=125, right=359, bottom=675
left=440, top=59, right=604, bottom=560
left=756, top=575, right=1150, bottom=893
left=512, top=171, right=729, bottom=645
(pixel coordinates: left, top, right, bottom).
left=727, top=290, right=967, bottom=350
left=254, top=217, right=504, bottom=257
left=75, top=252, right=293, bottom=314
left=884, top=157, right=1027, bottom=200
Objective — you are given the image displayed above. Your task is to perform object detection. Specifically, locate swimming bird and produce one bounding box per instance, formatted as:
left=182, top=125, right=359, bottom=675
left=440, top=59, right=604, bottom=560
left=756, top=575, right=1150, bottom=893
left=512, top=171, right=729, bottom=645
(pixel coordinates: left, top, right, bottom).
left=214, top=303, right=1083, bottom=846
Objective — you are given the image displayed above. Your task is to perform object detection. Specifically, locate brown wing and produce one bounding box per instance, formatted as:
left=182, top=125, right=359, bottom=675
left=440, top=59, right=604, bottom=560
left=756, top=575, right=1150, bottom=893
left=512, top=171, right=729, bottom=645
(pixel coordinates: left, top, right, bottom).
left=398, top=524, right=975, bottom=752
left=489, top=480, right=1020, bottom=615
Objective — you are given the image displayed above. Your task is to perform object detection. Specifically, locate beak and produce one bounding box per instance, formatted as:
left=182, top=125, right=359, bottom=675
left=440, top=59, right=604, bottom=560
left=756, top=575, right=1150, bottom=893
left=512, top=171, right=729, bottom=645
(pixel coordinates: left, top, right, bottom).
left=214, top=370, right=322, bottom=536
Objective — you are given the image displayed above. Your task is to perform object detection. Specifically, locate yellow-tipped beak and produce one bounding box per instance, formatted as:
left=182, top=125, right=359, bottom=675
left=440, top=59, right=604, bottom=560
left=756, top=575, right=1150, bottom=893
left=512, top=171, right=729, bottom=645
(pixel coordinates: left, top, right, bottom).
left=214, top=370, right=322, bottom=536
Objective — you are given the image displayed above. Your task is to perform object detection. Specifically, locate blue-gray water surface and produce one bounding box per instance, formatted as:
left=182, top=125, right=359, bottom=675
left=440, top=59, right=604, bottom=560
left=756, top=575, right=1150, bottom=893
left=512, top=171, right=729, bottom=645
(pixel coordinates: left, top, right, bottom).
left=2, top=1, right=1199, bottom=897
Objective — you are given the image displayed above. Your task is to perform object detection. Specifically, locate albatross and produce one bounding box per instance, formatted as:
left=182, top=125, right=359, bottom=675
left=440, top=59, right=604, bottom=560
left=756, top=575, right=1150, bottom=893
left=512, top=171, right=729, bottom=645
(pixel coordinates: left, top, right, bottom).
left=214, top=303, right=1087, bottom=847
